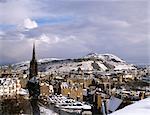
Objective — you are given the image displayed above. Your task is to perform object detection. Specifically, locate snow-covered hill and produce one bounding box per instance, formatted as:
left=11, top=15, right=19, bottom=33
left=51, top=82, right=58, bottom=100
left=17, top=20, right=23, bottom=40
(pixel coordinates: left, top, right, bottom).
left=84, top=53, right=125, bottom=63
left=12, top=58, right=60, bottom=72
left=11, top=53, right=136, bottom=73
left=83, top=53, right=135, bottom=71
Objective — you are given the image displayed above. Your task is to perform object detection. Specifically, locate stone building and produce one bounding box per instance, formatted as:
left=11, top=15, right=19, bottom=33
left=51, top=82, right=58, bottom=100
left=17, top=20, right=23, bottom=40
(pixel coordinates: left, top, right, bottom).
left=40, top=82, right=54, bottom=96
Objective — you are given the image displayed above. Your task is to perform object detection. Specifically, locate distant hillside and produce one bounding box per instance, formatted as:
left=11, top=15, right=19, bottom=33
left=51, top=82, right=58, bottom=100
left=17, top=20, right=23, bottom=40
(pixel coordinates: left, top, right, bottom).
left=11, top=53, right=136, bottom=73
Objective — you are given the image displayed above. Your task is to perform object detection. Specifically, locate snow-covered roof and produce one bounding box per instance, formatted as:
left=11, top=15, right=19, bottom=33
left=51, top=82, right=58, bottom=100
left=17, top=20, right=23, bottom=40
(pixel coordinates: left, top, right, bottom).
left=61, top=82, right=68, bottom=88
left=19, top=88, right=29, bottom=95
left=107, top=96, right=123, bottom=112
left=55, top=76, right=64, bottom=80
left=40, top=106, right=58, bottom=115
left=109, top=97, right=150, bottom=115
left=0, top=78, right=17, bottom=86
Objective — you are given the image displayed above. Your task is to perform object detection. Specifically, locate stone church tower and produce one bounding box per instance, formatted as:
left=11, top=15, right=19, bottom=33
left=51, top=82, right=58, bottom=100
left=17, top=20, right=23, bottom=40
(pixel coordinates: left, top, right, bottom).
left=29, top=43, right=38, bottom=79
left=27, top=43, right=40, bottom=115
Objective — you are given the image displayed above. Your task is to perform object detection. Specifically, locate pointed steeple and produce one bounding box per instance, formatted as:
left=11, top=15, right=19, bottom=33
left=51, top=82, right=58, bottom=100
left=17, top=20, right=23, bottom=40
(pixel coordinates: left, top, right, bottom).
left=29, top=42, right=38, bottom=79
left=32, top=42, right=36, bottom=61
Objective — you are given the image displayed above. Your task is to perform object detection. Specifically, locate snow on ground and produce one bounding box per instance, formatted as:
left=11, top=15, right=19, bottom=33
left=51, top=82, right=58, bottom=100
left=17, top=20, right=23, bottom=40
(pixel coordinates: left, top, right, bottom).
left=47, top=61, right=94, bottom=72
left=83, top=53, right=136, bottom=71
left=101, top=54, right=125, bottom=63
left=79, top=61, right=93, bottom=70
left=10, top=53, right=136, bottom=72
left=109, top=97, right=150, bottom=115
left=114, top=64, right=136, bottom=70
left=45, top=58, right=135, bottom=73
left=38, top=58, right=60, bottom=63
left=84, top=53, right=125, bottom=63
left=97, top=62, right=108, bottom=71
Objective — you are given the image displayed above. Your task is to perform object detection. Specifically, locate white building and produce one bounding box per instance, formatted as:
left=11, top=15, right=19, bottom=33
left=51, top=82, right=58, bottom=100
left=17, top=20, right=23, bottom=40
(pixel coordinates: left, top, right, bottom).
left=0, top=78, right=21, bottom=97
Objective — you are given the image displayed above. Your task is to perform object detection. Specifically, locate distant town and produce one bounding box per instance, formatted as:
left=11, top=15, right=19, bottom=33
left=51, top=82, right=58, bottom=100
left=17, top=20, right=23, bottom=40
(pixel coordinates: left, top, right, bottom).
left=0, top=43, right=149, bottom=115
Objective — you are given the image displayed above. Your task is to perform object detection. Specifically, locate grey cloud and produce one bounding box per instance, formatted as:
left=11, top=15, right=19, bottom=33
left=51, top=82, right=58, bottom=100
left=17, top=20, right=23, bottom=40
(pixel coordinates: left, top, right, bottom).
left=0, top=0, right=149, bottom=65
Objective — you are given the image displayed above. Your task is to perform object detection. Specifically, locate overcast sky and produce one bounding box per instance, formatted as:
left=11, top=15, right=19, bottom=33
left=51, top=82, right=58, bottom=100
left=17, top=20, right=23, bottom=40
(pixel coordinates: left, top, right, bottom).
left=0, top=0, right=149, bottom=65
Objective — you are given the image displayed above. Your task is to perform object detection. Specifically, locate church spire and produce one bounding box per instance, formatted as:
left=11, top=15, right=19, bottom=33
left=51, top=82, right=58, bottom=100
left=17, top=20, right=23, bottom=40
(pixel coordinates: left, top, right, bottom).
left=29, top=42, right=38, bottom=79
left=32, top=42, right=36, bottom=60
